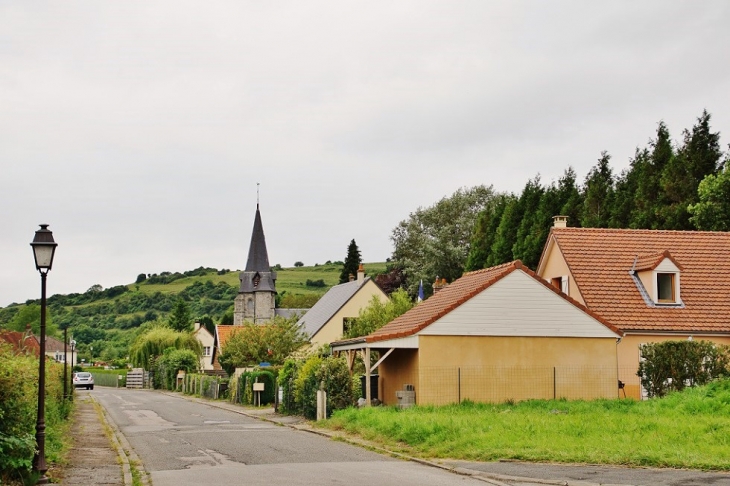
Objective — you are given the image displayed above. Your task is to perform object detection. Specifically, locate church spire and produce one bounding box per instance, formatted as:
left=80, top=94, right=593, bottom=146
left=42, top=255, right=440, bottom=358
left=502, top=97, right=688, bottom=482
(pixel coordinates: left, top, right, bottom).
left=245, top=205, right=271, bottom=272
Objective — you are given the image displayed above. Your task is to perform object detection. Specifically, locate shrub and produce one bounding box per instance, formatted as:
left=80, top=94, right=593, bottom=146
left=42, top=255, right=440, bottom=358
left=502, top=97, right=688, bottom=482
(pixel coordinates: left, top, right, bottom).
left=278, top=360, right=300, bottom=414
left=237, top=370, right=276, bottom=405
left=291, top=355, right=356, bottom=419
left=155, top=348, right=199, bottom=390
left=305, top=279, right=326, bottom=288
left=638, top=340, right=730, bottom=397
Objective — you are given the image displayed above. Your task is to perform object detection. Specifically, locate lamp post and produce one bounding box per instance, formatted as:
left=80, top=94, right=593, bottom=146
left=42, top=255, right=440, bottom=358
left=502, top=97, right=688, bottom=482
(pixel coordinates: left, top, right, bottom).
left=70, top=339, right=76, bottom=401
left=63, top=326, right=68, bottom=400
left=30, top=224, right=57, bottom=485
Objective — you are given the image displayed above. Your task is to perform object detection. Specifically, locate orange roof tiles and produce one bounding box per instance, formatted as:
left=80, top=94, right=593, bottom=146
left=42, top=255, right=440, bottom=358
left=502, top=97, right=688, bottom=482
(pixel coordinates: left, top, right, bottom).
left=548, top=228, right=730, bottom=334
left=215, top=325, right=242, bottom=350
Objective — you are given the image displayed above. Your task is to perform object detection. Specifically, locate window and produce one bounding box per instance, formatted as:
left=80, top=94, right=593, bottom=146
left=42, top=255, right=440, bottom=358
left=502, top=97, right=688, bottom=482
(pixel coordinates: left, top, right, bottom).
left=203, top=346, right=211, bottom=356
left=657, top=273, right=675, bottom=303
left=550, top=276, right=569, bottom=295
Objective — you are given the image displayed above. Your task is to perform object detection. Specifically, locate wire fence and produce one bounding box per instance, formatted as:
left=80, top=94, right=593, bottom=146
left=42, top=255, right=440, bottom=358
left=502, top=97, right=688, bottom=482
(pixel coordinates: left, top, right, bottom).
left=383, top=366, right=643, bottom=406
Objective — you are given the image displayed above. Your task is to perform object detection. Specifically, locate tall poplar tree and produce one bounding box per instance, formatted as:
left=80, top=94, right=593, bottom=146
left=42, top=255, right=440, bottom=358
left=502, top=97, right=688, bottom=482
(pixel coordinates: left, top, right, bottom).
left=581, top=152, right=615, bottom=228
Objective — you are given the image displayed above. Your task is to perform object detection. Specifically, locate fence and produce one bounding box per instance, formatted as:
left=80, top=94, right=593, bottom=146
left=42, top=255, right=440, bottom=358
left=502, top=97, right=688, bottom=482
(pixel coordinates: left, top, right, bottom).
left=180, top=373, right=228, bottom=399
left=89, top=372, right=127, bottom=388
left=380, top=366, right=642, bottom=406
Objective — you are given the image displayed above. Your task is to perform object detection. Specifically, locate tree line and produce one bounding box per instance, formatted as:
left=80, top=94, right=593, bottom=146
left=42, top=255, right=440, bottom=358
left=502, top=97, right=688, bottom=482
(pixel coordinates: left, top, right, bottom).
left=391, top=111, right=729, bottom=296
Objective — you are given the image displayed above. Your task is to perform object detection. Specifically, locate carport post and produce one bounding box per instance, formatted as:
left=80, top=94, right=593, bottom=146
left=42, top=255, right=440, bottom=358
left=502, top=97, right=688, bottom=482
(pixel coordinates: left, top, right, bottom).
left=365, top=347, right=371, bottom=406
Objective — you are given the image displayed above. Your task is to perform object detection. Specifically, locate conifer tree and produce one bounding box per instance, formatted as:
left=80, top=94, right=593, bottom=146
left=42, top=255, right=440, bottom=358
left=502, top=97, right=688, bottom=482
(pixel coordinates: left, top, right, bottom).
left=339, top=239, right=362, bottom=284
left=465, top=194, right=514, bottom=271
left=581, top=151, right=615, bottom=228
left=168, top=298, right=192, bottom=332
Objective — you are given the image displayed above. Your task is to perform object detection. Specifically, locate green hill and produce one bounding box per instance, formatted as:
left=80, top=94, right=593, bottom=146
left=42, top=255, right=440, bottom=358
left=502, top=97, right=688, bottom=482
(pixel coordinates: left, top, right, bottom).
left=0, top=262, right=387, bottom=364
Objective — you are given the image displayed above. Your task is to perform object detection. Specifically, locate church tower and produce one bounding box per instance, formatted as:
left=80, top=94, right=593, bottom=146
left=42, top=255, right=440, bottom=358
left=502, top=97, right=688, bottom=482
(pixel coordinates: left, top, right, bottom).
left=233, top=204, right=277, bottom=324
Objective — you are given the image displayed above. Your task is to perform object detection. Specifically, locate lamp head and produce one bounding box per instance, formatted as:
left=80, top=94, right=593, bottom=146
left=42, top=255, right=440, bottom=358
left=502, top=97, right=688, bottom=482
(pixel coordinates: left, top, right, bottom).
left=31, top=224, right=57, bottom=274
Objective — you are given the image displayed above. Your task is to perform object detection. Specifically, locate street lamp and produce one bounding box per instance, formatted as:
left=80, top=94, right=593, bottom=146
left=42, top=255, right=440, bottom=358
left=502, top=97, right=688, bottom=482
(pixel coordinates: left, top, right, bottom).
left=30, top=224, right=57, bottom=485
left=63, top=326, right=68, bottom=400
left=70, top=340, right=76, bottom=402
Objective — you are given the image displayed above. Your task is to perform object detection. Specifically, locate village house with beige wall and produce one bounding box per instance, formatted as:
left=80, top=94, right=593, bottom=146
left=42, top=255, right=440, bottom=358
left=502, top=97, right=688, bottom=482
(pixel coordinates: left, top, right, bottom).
left=296, top=264, right=388, bottom=346
left=537, top=217, right=730, bottom=399
left=332, top=261, right=622, bottom=406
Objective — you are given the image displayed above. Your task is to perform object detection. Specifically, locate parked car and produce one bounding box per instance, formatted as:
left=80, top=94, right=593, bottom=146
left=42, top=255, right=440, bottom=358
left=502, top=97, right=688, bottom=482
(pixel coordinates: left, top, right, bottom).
left=73, top=372, right=94, bottom=390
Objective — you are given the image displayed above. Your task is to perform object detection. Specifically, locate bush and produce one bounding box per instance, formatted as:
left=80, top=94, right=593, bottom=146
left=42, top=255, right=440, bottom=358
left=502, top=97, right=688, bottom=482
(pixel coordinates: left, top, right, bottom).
left=291, top=355, right=356, bottom=419
left=638, top=340, right=730, bottom=397
left=305, top=279, right=326, bottom=288
left=278, top=360, right=300, bottom=414
left=237, top=370, right=276, bottom=405
left=155, top=348, right=199, bottom=390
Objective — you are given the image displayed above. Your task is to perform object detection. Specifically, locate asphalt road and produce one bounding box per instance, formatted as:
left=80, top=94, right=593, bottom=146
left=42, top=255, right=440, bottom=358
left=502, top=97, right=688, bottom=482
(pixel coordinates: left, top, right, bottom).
left=93, top=388, right=487, bottom=486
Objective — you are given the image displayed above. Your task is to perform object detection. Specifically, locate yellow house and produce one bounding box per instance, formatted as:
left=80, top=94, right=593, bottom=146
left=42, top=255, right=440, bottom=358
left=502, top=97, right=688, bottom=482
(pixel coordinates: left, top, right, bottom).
left=193, top=322, right=215, bottom=372
left=537, top=218, right=730, bottom=399
left=297, top=265, right=388, bottom=346
left=332, top=261, right=622, bottom=406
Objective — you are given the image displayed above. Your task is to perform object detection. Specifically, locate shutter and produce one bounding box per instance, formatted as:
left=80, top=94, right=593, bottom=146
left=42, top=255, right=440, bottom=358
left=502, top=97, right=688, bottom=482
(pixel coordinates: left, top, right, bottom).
left=561, top=275, right=569, bottom=295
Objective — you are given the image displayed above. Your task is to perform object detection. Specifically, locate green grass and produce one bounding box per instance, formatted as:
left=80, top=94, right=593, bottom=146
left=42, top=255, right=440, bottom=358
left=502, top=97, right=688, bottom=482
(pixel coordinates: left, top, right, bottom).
left=319, top=379, right=730, bottom=470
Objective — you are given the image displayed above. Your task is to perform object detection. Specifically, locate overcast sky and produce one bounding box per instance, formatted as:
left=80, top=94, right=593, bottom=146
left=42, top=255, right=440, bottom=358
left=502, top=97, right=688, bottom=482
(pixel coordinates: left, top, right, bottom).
left=2, top=1, right=729, bottom=307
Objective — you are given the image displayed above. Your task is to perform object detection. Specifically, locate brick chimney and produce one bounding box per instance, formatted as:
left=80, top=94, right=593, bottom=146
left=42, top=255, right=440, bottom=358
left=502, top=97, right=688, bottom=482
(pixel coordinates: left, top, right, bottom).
left=552, top=215, right=568, bottom=228
left=433, top=277, right=448, bottom=293
left=357, top=264, right=365, bottom=282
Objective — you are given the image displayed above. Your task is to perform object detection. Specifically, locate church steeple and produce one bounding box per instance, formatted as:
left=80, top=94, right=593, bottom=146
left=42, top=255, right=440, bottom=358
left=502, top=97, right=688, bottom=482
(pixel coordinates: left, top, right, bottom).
left=234, top=203, right=277, bottom=324
left=245, top=205, right=271, bottom=273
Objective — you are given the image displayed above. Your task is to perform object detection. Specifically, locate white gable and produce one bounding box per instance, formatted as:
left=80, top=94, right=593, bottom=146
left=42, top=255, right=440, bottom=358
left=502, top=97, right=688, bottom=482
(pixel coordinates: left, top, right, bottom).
left=418, top=270, right=618, bottom=338
left=655, top=258, right=680, bottom=273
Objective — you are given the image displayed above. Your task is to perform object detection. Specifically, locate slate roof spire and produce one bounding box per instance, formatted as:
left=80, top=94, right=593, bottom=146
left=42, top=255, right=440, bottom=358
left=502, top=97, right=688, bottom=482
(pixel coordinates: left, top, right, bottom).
left=245, top=204, right=271, bottom=272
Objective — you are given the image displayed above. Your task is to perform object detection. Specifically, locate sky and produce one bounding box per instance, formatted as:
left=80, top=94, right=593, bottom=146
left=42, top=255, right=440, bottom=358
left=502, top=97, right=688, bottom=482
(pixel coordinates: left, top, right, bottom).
left=2, top=1, right=730, bottom=307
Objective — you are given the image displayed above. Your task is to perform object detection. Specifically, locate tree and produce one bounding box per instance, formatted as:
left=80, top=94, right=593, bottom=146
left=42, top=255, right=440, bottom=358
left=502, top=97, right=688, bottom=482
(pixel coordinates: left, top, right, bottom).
left=339, top=239, right=362, bottom=284
left=581, top=151, right=615, bottom=228
left=660, top=110, right=723, bottom=229
left=465, top=194, right=514, bottom=271
left=689, top=161, right=730, bottom=231
left=168, top=299, right=192, bottom=332
left=343, top=289, right=414, bottom=339
left=217, top=316, right=308, bottom=373
left=294, top=261, right=304, bottom=267
left=135, top=273, right=147, bottom=284
left=129, top=326, right=202, bottom=370
left=7, top=303, right=59, bottom=338
left=391, top=185, right=497, bottom=297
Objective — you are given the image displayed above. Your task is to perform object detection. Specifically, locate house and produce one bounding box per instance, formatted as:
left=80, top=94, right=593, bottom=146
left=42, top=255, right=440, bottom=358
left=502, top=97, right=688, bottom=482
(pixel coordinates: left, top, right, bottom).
left=331, top=261, right=622, bottom=406
left=537, top=218, right=730, bottom=399
left=45, top=335, right=75, bottom=366
left=193, top=322, right=215, bottom=372
left=296, top=264, right=388, bottom=346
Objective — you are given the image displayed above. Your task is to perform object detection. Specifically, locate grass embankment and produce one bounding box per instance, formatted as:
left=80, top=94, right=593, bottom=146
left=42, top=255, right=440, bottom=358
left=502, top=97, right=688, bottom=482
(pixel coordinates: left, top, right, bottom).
left=321, top=379, right=730, bottom=470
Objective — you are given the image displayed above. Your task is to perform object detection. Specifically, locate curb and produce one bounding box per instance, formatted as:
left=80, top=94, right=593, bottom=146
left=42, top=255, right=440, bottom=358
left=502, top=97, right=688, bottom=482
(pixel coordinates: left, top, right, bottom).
left=161, top=392, right=635, bottom=486
left=92, top=395, right=151, bottom=486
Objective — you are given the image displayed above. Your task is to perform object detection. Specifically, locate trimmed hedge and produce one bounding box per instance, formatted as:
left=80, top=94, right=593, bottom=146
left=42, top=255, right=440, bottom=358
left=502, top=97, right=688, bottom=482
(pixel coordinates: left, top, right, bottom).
left=237, top=370, right=276, bottom=405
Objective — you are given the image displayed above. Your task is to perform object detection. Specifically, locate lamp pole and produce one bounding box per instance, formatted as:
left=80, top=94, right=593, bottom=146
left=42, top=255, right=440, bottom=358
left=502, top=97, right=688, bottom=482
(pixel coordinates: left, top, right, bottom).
left=63, top=326, right=68, bottom=400
left=31, top=224, right=57, bottom=485
left=70, top=340, right=76, bottom=401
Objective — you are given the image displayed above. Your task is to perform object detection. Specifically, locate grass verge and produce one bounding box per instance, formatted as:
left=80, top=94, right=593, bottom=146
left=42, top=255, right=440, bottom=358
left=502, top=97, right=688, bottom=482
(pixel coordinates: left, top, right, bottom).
left=319, top=379, right=730, bottom=470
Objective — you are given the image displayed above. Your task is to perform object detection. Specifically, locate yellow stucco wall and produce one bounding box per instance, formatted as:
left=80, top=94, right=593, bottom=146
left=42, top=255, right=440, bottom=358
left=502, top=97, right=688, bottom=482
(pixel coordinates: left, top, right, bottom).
left=412, top=335, right=618, bottom=405
left=311, top=280, right=389, bottom=346
left=539, top=240, right=585, bottom=305
left=617, top=334, right=730, bottom=399
left=377, top=348, right=419, bottom=406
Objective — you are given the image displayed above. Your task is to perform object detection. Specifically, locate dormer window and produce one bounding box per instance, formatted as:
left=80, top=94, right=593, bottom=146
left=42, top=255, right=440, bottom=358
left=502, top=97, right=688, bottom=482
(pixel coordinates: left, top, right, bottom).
left=632, top=250, right=683, bottom=307
left=656, top=273, right=676, bottom=303
left=550, top=275, right=569, bottom=295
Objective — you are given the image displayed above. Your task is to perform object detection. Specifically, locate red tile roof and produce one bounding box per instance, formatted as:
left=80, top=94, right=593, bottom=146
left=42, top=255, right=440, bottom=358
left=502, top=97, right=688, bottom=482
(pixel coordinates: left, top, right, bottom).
left=546, top=228, right=730, bottom=333
left=366, top=261, right=620, bottom=343
left=0, top=330, right=40, bottom=356
left=215, top=325, right=241, bottom=350
left=633, top=250, right=683, bottom=272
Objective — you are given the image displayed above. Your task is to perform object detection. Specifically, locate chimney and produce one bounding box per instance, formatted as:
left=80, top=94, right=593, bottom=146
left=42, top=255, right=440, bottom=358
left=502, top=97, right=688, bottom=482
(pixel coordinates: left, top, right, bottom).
left=552, top=215, right=568, bottom=228
left=433, top=277, right=448, bottom=293
left=357, top=264, right=365, bottom=282
left=348, top=274, right=355, bottom=282
left=194, top=322, right=201, bottom=332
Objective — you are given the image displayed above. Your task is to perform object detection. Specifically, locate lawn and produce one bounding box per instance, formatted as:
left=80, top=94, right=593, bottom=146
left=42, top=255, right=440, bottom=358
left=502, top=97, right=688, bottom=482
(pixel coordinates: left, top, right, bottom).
left=319, top=379, right=730, bottom=470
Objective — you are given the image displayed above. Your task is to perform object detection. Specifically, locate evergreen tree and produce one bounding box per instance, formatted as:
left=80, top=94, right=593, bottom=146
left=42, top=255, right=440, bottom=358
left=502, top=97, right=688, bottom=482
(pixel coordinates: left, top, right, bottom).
left=512, top=176, right=546, bottom=266
left=339, top=239, right=362, bottom=284
left=581, top=151, right=615, bottom=228
left=659, top=110, right=722, bottom=229
left=630, top=122, right=673, bottom=229
left=487, top=196, right=522, bottom=267
left=168, top=298, right=192, bottom=332
left=465, top=194, right=514, bottom=271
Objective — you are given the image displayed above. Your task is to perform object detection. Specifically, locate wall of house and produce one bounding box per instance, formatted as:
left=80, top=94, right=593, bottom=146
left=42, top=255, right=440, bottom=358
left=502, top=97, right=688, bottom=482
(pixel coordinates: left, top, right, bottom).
left=617, top=333, right=730, bottom=399
left=194, top=328, right=215, bottom=371
left=416, top=335, right=618, bottom=405
left=376, top=348, right=419, bottom=406
left=539, top=241, right=585, bottom=305
left=311, top=280, right=388, bottom=346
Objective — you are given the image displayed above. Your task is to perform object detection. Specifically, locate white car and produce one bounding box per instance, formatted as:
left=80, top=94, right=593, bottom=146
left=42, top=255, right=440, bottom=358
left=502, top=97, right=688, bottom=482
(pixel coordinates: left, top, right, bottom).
left=73, top=372, right=94, bottom=390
